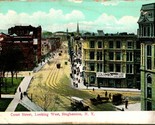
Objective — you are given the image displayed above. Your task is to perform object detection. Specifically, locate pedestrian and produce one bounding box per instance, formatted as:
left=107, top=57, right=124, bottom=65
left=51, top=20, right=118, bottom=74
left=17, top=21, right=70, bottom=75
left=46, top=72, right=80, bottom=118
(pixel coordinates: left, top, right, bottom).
left=93, top=88, right=95, bottom=91
left=121, top=108, right=124, bottom=111
left=20, top=93, right=23, bottom=100
left=78, top=79, right=80, bottom=83
left=109, top=93, right=111, bottom=100
left=105, top=91, right=108, bottom=97
left=24, top=91, right=27, bottom=96
left=97, top=94, right=101, bottom=101
left=125, top=98, right=128, bottom=109
left=86, top=84, right=88, bottom=89
left=73, top=82, right=75, bottom=86
left=19, top=87, right=21, bottom=92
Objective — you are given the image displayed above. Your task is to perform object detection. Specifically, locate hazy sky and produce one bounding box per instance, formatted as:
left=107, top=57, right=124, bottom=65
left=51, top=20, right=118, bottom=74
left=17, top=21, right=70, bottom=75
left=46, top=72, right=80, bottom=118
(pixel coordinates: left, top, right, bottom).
left=0, top=0, right=154, bottom=33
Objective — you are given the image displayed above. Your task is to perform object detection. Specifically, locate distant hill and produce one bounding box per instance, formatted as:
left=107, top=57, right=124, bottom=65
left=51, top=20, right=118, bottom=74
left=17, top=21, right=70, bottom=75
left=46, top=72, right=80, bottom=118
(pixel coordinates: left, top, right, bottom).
left=42, top=31, right=53, bottom=38
left=0, top=29, right=8, bottom=34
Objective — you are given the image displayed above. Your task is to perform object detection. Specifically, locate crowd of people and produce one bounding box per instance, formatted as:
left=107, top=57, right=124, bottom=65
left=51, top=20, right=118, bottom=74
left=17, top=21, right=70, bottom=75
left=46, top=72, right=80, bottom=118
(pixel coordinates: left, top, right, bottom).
left=70, top=41, right=84, bottom=88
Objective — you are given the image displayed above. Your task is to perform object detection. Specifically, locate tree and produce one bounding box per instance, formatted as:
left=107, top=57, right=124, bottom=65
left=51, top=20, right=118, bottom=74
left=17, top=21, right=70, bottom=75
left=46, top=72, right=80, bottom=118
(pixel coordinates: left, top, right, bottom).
left=2, top=44, right=24, bottom=85
left=42, top=31, right=52, bottom=38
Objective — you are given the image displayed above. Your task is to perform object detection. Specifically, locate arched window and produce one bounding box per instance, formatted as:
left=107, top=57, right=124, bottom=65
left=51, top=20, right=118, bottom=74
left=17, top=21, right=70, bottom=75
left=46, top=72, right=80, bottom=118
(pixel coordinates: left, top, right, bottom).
left=147, top=74, right=152, bottom=84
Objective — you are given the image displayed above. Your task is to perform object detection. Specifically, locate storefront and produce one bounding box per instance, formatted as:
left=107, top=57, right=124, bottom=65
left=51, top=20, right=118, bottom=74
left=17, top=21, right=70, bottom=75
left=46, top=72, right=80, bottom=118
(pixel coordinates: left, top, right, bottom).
left=96, top=72, right=126, bottom=88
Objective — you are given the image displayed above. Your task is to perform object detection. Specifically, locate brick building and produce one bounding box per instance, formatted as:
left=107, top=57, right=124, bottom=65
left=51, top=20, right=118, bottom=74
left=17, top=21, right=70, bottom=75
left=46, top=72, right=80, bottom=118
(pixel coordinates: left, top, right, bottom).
left=0, top=25, right=42, bottom=70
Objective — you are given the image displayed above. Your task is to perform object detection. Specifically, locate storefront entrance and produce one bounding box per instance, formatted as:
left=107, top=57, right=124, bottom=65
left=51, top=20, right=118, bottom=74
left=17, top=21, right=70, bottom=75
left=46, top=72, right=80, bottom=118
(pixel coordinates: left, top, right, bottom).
left=97, top=78, right=123, bottom=88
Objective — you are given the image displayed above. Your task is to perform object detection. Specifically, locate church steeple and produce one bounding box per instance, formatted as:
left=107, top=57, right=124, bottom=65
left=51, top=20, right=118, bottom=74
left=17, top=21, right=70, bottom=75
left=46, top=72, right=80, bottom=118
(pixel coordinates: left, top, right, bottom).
left=77, top=22, right=79, bottom=36
left=66, top=28, right=68, bottom=35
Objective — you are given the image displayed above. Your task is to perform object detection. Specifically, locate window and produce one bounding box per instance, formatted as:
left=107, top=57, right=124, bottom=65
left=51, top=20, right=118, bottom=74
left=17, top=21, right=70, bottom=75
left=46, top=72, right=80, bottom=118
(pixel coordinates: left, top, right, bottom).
left=126, top=64, right=133, bottom=73
left=98, top=41, right=102, bottom=48
left=109, top=41, right=113, bottom=48
left=147, top=45, right=152, bottom=56
left=90, top=40, right=95, bottom=48
left=97, top=51, right=102, bottom=60
left=109, top=64, right=114, bottom=72
left=127, top=41, right=133, bottom=49
left=90, top=51, right=95, bottom=60
left=89, top=75, right=95, bottom=84
left=116, top=64, right=121, bottom=72
left=90, top=63, right=95, bottom=71
left=109, top=52, right=114, bottom=60
left=135, top=52, right=140, bottom=62
left=147, top=74, right=152, bottom=84
left=97, top=63, right=102, bottom=72
left=136, top=41, right=140, bottom=49
left=148, top=13, right=152, bottom=17
left=116, top=52, right=121, bottom=60
left=147, top=87, right=152, bottom=98
left=135, top=64, right=140, bottom=73
left=127, top=52, right=133, bottom=61
left=141, top=44, right=144, bottom=65
left=116, top=41, right=121, bottom=48
left=144, top=27, right=146, bottom=36
left=147, top=101, right=152, bottom=111
left=148, top=27, right=150, bottom=36
left=147, top=57, right=152, bottom=70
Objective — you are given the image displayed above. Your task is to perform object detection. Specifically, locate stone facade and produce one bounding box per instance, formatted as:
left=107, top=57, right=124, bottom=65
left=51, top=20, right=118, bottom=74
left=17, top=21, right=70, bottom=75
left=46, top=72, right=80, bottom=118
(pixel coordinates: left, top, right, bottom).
left=138, top=3, right=155, bottom=110
left=82, top=34, right=140, bottom=89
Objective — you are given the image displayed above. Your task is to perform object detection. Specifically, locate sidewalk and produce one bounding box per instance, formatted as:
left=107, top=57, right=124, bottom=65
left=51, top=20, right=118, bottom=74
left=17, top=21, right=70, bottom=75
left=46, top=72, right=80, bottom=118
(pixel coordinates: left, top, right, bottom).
left=33, top=59, right=48, bottom=73
left=5, top=92, right=20, bottom=112
left=5, top=76, right=43, bottom=112
left=20, top=96, right=43, bottom=111
left=115, top=103, right=141, bottom=111
left=1, top=94, right=14, bottom=98
left=32, top=52, right=55, bottom=73
left=5, top=52, right=57, bottom=112
left=70, top=64, right=140, bottom=92
left=70, top=45, right=141, bottom=92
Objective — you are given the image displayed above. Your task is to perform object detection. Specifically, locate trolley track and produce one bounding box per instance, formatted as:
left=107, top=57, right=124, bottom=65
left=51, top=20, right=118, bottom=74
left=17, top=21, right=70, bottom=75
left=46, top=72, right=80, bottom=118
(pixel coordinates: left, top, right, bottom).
left=45, top=49, right=67, bottom=89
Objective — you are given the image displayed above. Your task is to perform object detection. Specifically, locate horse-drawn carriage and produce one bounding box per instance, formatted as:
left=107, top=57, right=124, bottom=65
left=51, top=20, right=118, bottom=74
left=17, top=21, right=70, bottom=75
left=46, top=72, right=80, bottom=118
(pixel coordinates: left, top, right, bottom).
left=70, top=96, right=89, bottom=111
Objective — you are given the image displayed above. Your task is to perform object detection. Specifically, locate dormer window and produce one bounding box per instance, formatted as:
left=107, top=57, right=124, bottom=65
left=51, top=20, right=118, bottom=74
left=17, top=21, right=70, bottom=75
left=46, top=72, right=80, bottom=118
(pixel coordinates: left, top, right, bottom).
left=148, top=13, right=152, bottom=17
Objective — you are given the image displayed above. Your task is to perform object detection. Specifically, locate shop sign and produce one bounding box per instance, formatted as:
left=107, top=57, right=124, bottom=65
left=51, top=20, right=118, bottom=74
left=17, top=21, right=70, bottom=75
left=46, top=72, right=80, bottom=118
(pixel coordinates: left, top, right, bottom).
left=96, top=72, right=126, bottom=78
left=33, top=39, right=38, bottom=45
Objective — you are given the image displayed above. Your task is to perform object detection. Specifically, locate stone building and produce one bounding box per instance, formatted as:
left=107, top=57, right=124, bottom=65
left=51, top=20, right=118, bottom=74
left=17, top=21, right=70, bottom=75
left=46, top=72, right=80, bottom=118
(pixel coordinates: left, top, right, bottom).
left=82, top=33, right=140, bottom=88
left=138, top=3, right=155, bottom=110
left=48, top=37, right=61, bottom=52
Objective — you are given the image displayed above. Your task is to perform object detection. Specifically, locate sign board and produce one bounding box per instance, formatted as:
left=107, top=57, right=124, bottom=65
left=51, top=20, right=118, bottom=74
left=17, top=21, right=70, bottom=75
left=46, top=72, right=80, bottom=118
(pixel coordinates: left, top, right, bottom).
left=33, top=39, right=38, bottom=45
left=96, top=72, right=126, bottom=78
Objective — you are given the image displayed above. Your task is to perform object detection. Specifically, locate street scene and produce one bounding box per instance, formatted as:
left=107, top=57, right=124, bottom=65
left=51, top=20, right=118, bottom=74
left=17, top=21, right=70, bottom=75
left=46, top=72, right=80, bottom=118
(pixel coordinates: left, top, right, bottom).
left=1, top=39, right=141, bottom=112
left=0, top=1, right=155, bottom=124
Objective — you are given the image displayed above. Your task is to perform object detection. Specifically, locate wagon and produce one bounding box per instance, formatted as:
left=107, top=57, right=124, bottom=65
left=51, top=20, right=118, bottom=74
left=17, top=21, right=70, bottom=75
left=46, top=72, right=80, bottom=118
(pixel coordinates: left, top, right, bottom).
left=70, top=96, right=89, bottom=111
left=112, top=93, right=123, bottom=105
left=56, top=63, right=61, bottom=68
